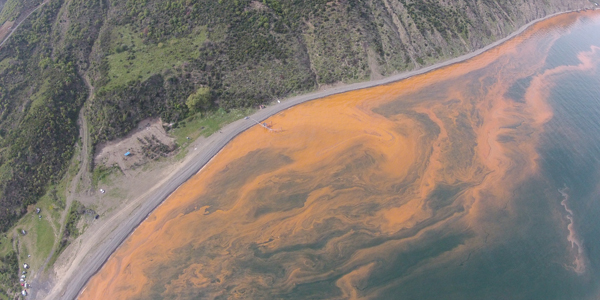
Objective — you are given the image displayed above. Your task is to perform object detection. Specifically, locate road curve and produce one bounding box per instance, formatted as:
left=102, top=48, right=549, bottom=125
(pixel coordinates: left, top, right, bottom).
left=0, top=0, right=50, bottom=47
left=33, top=8, right=592, bottom=300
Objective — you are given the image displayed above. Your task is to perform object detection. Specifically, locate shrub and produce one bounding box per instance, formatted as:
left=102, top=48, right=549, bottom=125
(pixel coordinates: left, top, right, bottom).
left=186, top=86, right=212, bottom=112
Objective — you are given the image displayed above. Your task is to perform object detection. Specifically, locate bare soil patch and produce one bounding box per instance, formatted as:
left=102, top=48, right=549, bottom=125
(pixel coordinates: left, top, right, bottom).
left=0, top=21, right=14, bottom=43
left=94, top=118, right=175, bottom=174
left=246, top=1, right=268, bottom=11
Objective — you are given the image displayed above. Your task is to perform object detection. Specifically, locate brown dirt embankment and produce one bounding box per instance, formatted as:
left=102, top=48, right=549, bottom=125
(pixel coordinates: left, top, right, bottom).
left=0, top=21, right=14, bottom=42
left=94, top=117, right=175, bottom=174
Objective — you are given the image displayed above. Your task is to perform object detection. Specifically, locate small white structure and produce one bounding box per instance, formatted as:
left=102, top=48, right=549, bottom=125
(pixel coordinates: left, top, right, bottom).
left=23, top=263, right=29, bottom=269
left=100, top=189, right=105, bottom=194
left=22, top=290, right=27, bottom=296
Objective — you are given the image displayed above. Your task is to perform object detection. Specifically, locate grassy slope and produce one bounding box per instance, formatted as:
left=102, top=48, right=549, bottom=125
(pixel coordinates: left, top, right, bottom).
left=0, top=0, right=23, bottom=24
left=0, top=0, right=6, bottom=18
left=103, top=25, right=208, bottom=91
left=0, top=0, right=40, bottom=24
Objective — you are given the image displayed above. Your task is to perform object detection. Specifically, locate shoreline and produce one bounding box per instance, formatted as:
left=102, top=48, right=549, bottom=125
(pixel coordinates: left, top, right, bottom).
left=36, top=8, right=595, bottom=300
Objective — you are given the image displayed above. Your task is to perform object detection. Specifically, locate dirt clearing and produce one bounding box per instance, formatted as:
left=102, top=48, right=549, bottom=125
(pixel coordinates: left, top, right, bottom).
left=0, top=21, right=14, bottom=44
left=94, top=118, right=176, bottom=174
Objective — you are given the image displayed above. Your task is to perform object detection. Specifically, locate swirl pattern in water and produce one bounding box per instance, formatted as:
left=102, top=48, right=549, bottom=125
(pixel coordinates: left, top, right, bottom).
left=79, top=11, right=600, bottom=300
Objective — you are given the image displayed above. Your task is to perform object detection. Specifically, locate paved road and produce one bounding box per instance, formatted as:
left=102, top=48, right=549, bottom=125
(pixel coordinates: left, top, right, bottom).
left=32, top=8, right=591, bottom=300
left=0, top=0, right=50, bottom=47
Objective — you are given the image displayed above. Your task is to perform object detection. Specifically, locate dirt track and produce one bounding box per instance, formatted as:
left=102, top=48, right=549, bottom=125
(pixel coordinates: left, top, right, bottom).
left=30, top=8, right=595, bottom=300
left=0, top=0, right=50, bottom=47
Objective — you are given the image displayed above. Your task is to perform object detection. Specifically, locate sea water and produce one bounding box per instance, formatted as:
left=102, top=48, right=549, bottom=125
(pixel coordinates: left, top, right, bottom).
left=79, top=11, right=600, bottom=300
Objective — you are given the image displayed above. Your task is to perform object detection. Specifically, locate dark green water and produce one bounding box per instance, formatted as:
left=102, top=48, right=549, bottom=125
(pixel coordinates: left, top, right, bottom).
left=377, top=16, right=600, bottom=300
